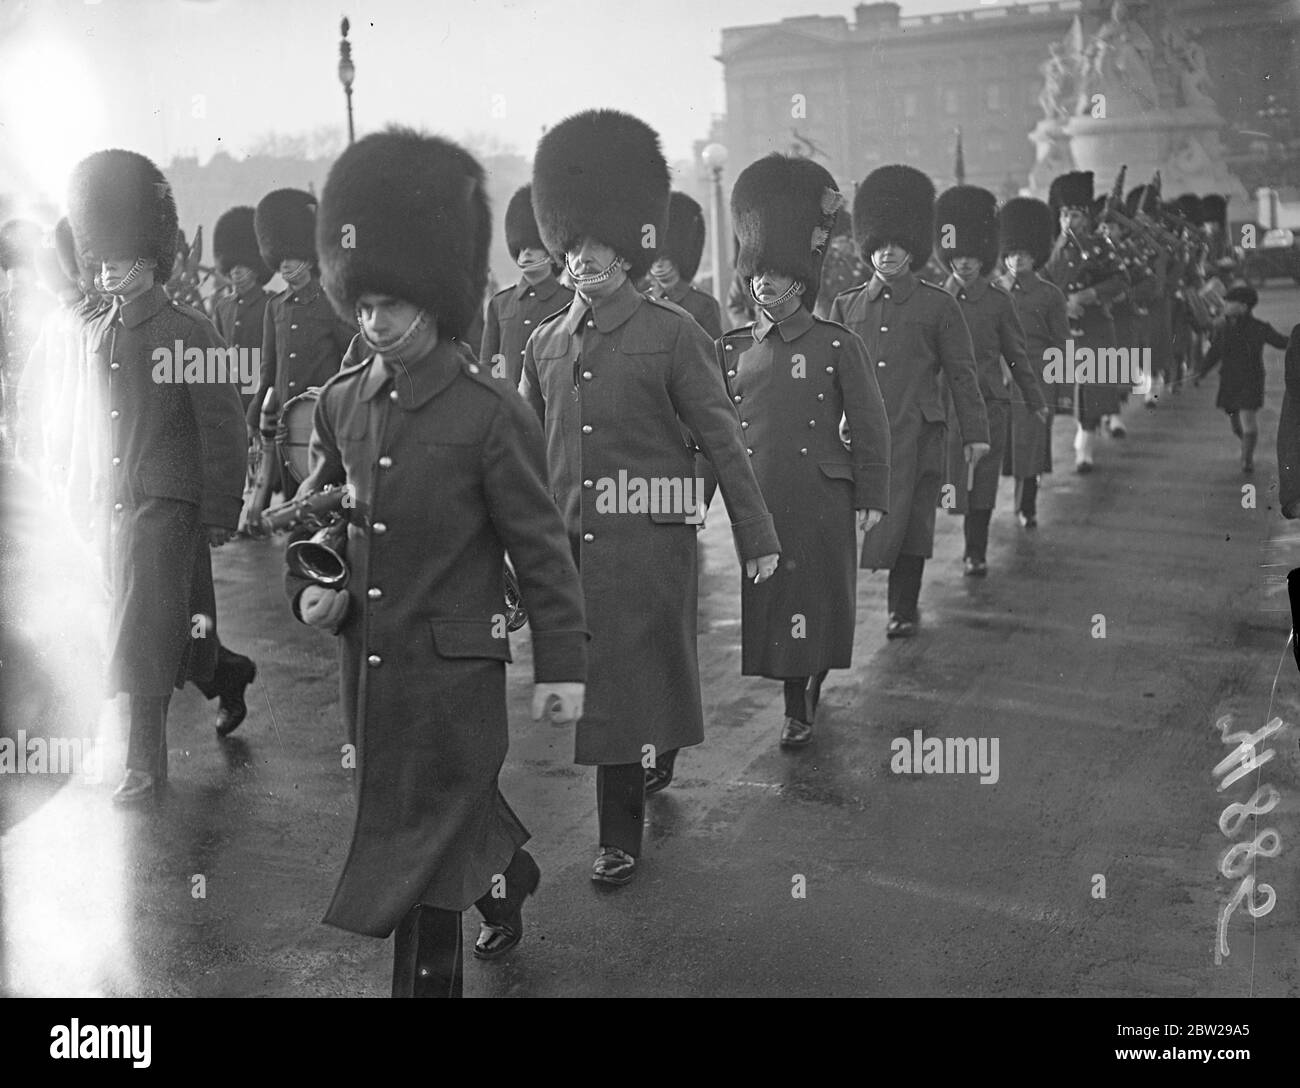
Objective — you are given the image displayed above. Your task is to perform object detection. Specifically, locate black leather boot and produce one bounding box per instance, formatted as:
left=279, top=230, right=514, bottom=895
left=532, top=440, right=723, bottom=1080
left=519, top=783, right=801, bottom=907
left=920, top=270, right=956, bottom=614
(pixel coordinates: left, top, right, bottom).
left=473, top=847, right=541, bottom=960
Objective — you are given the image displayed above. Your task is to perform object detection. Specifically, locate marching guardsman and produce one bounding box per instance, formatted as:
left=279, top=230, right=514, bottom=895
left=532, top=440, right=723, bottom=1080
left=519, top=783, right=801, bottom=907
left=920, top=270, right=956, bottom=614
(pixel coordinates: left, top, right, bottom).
left=645, top=191, right=722, bottom=339
left=722, top=153, right=889, bottom=747
left=1193, top=284, right=1290, bottom=474
left=0, top=219, right=54, bottom=446
left=996, top=197, right=1069, bottom=529
left=1169, top=193, right=1209, bottom=379
left=211, top=206, right=273, bottom=416
left=1042, top=171, right=1127, bottom=473
left=65, top=150, right=247, bottom=805
left=480, top=184, right=574, bottom=388
left=935, top=185, right=1046, bottom=576
left=1094, top=193, right=1156, bottom=433
left=1201, top=194, right=1237, bottom=282
left=1124, top=183, right=1177, bottom=407
left=522, top=110, right=779, bottom=885
left=242, top=189, right=354, bottom=528
left=291, top=128, right=587, bottom=997
left=829, top=165, right=988, bottom=638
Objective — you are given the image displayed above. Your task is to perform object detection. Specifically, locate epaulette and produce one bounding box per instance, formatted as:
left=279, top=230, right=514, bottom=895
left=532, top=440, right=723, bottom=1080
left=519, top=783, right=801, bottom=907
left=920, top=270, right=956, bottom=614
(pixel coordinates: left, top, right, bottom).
left=988, top=280, right=1013, bottom=299
left=168, top=297, right=210, bottom=323
left=317, top=353, right=373, bottom=395
left=719, top=323, right=754, bottom=340
left=644, top=294, right=692, bottom=321
left=534, top=306, right=568, bottom=331
left=832, top=281, right=869, bottom=303
left=491, top=283, right=516, bottom=304
left=919, top=279, right=951, bottom=294
left=811, top=313, right=854, bottom=337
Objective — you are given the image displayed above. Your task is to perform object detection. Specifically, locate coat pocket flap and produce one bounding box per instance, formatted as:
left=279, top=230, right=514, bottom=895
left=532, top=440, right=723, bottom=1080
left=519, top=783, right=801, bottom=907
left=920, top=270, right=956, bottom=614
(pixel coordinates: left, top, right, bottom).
left=429, top=618, right=513, bottom=662
left=533, top=330, right=572, bottom=360
left=649, top=509, right=692, bottom=524
left=619, top=326, right=666, bottom=355
left=920, top=402, right=949, bottom=424
left=817, top=461, right=855, bottom=482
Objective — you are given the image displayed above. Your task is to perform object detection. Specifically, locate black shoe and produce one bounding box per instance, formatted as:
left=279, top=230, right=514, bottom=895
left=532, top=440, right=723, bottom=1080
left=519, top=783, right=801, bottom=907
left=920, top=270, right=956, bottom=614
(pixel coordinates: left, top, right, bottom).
left=473, top=850, right=541, bottom=961
left=215, top=656, right=257, bottom=737
left=963, top=556, right=988, bottom=577
left=779, top=716, right=813, bottom=748
left=886, top=614, right=916, bottom=639
left=644, top=748, right=678, bottom=796
left=1018, top=512, right=1037, bottom=529
left=1075, top=460, right=1093, bottom=474
left=591, top=846, right=636, bottom=886
left=111, top=770, right=156, bottom=806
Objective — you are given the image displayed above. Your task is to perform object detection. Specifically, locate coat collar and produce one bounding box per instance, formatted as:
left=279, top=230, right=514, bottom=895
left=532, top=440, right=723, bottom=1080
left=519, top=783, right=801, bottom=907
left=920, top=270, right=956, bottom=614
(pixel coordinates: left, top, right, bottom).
left=649, top=278, right=691, bottom=305
left=865, top=269, right=917, bottom=303
left=944, top=273, right=989, bottom=302
left=356, top=338, right=463, bottom=409
left=753, top=304, right=814, bottom=343
left=117, top=284, right=169, bottom=328
left=562, top=276, right=641, bottom=335
left=514, top=273, right=563, bottom=302
left=284, top=277, right=324, bottom=307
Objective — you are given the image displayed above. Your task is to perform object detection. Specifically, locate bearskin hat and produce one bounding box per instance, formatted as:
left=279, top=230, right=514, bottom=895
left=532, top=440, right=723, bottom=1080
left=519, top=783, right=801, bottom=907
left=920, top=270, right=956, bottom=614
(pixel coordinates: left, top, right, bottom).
left=1173, top=193, right=1203, bottom=226
left=1048, top=171, right=1094, bottom=214
left=934, top=185, right=999, bottom=273
left=853, top=164, right=935, bottom=263
left=660, top=191, right=707, bottom=283
left=0, top=219, right=41, bottom=272
left=531, top=109, right=670, bottom=280
left=998, top=197, right=1054, bottom=269
left=255, top=188, right=318, bottom=271
left=1124, top=185, right=1159, bottom=218
left=316, top=126, right=489, bottom=342
left=732, top=154, right=842, bottom=312
left=504, top=184, right=546, bottom=261
left=1201, top=193, right=1227, bottom=230
left=66, top=150, right=178, bottom=277
left=213, top=206, right=271, bottom=284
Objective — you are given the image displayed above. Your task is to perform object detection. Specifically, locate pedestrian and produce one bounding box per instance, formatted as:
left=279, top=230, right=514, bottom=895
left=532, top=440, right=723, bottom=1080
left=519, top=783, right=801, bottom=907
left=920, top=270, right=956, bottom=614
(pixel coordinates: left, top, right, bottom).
left=1193, top=285, right=1290, bottom=474
left=722, top=152, right=889, bottom=747
left=996, top=197, right=1069, bottom=529
left=935, top=185, right=1046, bottom=575
left=65, top=149, right=247, bottom=805
left=291, top=127, right=588, bottom=997
left=480, top=184, right=573, bottom=388
left=645, top=191, right=723, bottom=339
left=242, top=188, right=354, bottom=528
left=829, top=165, right=989, bottom=638
left=211, top=206, right=273, bottom=417
left=522, top=109, right=780, bottom=883
left=1042, top=171, right=1127, bottom=473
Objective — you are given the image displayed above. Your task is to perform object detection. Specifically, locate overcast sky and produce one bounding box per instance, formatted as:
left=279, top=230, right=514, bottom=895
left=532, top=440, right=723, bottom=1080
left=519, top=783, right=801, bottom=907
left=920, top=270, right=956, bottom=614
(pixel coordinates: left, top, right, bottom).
left=0, top=0, right=977, bottom=209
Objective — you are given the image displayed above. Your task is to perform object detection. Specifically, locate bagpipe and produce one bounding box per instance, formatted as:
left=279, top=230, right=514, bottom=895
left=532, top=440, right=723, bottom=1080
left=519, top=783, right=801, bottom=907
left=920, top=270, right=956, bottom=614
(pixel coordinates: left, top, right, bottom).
left=261, top=387, right=528, bottom=630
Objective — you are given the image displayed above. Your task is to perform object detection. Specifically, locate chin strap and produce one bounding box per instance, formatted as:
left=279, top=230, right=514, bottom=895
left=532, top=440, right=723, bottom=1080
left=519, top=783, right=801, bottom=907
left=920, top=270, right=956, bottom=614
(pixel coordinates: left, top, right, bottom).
left=357, top=307, right=430, bottom=360
left=569, top=254, right=624, bottom=291
left=751, top=276, right=803, bottom=315
left=96, top=257, right=147, bottom=295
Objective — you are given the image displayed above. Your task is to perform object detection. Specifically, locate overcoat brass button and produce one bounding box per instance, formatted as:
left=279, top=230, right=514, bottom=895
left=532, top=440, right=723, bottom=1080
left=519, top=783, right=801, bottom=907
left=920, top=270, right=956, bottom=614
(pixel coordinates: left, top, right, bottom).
left=582, top=424, right=592, bottom=434
left=368, top=655, right=382, bottom=667
left=583, top=532, right=594, bottom=542
left=378, top=456, right=393, bottom=468
left=373, top=522, right=387, bottom=534
left=368, top=587, right=382, bottom=600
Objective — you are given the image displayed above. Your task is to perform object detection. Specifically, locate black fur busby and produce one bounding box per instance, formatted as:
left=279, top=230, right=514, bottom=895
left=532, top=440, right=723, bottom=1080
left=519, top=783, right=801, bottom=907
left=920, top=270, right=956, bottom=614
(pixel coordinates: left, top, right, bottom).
left=661, top=192, right=707, bottom=283
left=531, top=109, right=670, bottom=280
left=998, top=197, right=1054, bottom=269
left=732, top=154, right=843, bottom=312
left=504, top=184, right=546, bottom=260
left=316, top=126, right=489, bottom=342
left=934, top=185, right=998, bottom=273
left=1048, top=171, right=1094, bottom=214
left=1124, top=185, right=1159, bottom=218
left=213, top=206, right=271, bottom=283
left=1173, top=193, right=1203, bottom=226
left=0, top=219, right=41, bottom=272
left=853, top=164, right=935, bottom=263
left=1201, top=193, right=1227, bottom=230
left=255, top=188, right=318, bottom=271
left=66, top=150, right=178, bottom=277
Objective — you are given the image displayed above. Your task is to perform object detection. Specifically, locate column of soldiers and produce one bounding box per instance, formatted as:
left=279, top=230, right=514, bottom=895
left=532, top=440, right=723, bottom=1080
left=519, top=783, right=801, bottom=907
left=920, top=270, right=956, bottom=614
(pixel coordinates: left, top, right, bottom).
left=1, top=115, right=1262, bottom=999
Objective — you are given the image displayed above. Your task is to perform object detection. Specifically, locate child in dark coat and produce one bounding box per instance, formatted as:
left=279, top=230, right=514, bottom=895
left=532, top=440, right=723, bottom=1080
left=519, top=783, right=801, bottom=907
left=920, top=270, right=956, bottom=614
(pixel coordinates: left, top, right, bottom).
left=1195, top=285, right=1290, bottom=473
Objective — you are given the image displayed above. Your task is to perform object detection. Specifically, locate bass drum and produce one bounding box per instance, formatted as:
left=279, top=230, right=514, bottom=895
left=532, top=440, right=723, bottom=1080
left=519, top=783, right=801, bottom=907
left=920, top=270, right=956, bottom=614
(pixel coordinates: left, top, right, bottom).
left=275, top=387, right=320, bottom=495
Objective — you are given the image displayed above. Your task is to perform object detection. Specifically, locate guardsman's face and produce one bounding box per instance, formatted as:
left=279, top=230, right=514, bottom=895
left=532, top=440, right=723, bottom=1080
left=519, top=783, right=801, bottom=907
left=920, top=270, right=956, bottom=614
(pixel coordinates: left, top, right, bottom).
left=566, top=238, right=626, bottom=300
left=650, top=256, right=680, bottom=282
left=99, top=257, right=140, bottom=282
left=516, top=246, right=549, bottom=269
left=279, top=258, right=312, bottom=287
left=750, top=270, right=797, bottom=305
left=951, top=256, right=982, bottom=280
left=357, top=292, right=421, bottom=342
left=871, top=244, right=911, bottom=273
left=1005, top=252, right=1034, bottom=276
left=1061, top=208, right=1088, bottom=234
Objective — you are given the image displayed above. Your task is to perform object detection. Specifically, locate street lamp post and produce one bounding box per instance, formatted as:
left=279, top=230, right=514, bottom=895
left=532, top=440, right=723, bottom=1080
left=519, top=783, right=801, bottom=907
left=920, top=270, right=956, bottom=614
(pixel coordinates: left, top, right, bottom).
left=701, top=143, right=729, bottom=316
left=338, top=16, right=356, bottom=145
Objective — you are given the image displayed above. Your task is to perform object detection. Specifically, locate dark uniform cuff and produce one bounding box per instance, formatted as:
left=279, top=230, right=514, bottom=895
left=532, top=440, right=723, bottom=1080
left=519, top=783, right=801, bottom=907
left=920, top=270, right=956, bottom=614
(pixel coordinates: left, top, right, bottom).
left=202, top=495, right=243, bottom=532
left=531, top=628, right=589, bottom=684
left=731, top=513, right=780, bottom=561
left=854, top=463, right=890, bottom=512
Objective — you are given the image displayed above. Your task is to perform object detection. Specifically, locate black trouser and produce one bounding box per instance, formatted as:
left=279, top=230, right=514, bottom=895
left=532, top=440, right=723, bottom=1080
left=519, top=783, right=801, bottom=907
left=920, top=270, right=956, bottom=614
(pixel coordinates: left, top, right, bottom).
left=1016, top=476, right=1039, bottom=518
left=392, top=905, right=463, bottom=999
left=963, top=508, right=992, bottom=562
left=125, top=692, right=170, bottom=777
left=887, top=554, right=926, bottom=621
left=597, top=763, right=645, bottom=857
left=783, top=670, right=830, bottom=724
left=473, top=847, right=535, bottom=926
left=190, top=641, right=250, bottom=701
